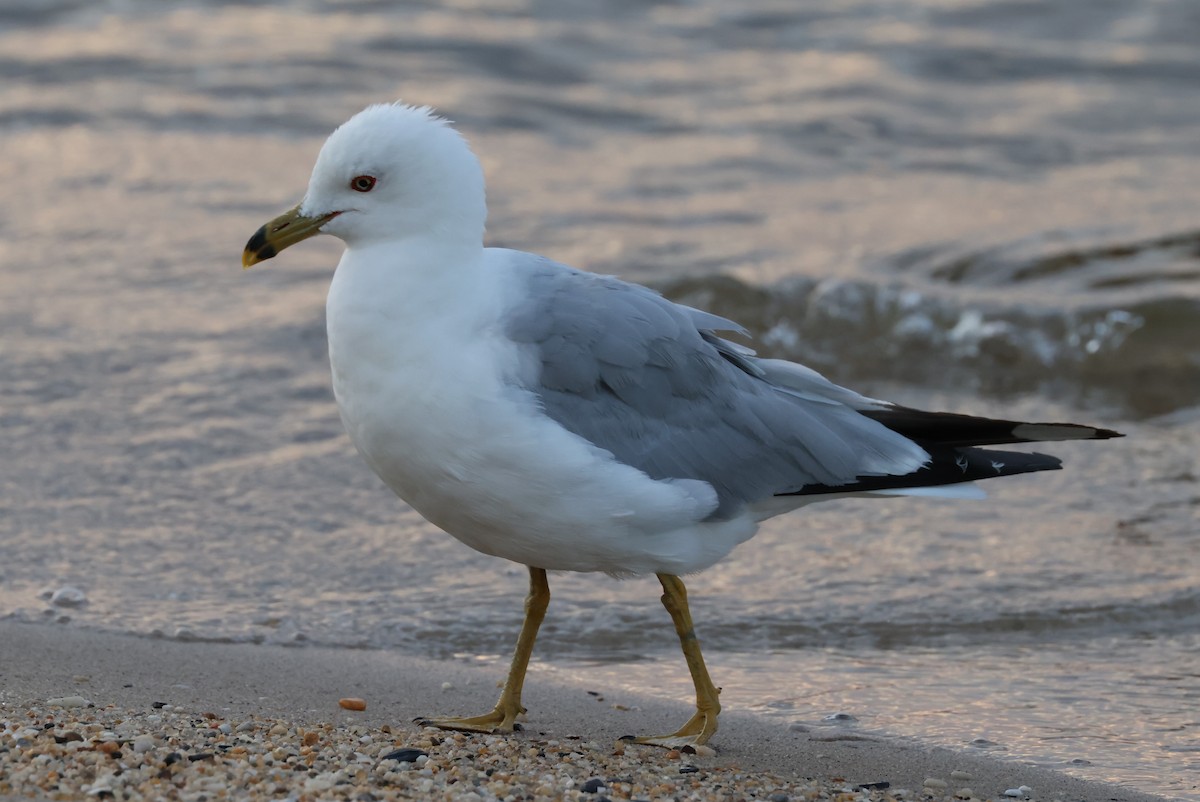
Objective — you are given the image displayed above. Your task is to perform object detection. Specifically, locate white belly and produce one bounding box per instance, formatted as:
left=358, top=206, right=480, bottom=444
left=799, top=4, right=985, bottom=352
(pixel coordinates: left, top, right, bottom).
left=324, top=254, right=755, bottom=575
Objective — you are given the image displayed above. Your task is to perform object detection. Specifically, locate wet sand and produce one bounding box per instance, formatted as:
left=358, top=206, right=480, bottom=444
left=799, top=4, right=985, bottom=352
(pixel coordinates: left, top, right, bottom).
left=0, top=621, right=1174, bottom=801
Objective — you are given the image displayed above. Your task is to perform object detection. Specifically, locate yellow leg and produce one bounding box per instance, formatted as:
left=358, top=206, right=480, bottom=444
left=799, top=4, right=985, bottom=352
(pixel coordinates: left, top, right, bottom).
left=415, top=566, right=549, bottom=734
left=632, top=574, right=721, bottom=748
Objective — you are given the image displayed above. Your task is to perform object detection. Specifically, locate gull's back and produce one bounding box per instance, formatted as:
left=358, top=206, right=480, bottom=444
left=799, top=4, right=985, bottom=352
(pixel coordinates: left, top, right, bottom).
left=495, top=248, right=1118, bottom=526
left=499, top=251, right=931, bottom=516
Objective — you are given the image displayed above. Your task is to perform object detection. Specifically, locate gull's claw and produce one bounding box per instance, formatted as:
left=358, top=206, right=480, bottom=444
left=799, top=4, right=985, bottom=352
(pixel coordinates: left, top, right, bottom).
left=625, top=707, right=718, bottom=748
left=414, top=568, right=548, bottom=739
left=414, top=704, right=526, bottom=735
left=620, top=575, right=724, bottom=749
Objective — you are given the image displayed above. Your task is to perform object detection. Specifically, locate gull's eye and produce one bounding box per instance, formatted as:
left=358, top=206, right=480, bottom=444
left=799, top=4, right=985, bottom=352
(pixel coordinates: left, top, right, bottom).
left=350, top=175, right=377, bottom=193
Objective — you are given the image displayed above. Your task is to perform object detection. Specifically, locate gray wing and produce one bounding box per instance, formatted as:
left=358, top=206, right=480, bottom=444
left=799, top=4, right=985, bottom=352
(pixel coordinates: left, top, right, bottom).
left=505, top=257, right=927, bottom=518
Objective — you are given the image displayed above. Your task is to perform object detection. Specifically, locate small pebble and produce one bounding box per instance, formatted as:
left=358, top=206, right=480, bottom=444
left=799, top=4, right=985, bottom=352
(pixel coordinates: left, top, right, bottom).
left=440, top=682, right=455, bottom=691
left=923, top=777, right=948, bottom=789
left=380, top=747, right=428, bottom=763
left=339, top=697, right=367, bottom=711
left=132, top=734, right=156, bottom=753
left=822, top=712, right=857, bottom=723
left=50, top=586, right=88, bottom=607
left=46, top=695, right=90, bottom=708
left=950, top=770, right=973, bottom=781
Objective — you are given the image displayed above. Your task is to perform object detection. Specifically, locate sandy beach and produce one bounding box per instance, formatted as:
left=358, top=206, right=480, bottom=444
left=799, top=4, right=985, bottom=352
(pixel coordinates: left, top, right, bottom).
left=0, top=621, right=1175, bottom=801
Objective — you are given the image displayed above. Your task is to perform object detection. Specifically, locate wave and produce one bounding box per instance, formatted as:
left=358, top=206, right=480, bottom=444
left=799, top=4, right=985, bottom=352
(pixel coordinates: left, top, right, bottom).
left=13, top=586, right=1191, bottom=662
left=657, top=230, right=1200, bottom=417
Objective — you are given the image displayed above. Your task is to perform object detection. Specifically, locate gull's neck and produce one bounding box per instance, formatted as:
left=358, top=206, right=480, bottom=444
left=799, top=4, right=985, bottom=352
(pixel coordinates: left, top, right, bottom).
left=335, top=235, right=480, bottom=305
left=325, top=235, right=493, bottom=368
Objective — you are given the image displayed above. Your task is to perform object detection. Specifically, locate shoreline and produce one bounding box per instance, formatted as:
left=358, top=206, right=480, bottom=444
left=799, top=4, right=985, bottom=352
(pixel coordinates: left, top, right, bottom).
left=0, top=621, right=1174, bottom=801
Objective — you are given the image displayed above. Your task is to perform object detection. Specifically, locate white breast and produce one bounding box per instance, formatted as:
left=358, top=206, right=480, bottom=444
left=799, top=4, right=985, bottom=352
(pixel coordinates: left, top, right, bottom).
left=323, top=245, right=757, bottom=575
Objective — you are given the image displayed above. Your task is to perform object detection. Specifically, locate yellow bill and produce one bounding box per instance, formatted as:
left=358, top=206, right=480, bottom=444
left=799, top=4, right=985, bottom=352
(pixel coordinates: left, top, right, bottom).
left=242, top=205, right=339, bottom=268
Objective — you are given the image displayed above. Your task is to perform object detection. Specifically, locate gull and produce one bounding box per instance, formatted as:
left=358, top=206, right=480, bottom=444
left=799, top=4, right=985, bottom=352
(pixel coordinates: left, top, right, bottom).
left=242, top=103, right=1120, bottom=747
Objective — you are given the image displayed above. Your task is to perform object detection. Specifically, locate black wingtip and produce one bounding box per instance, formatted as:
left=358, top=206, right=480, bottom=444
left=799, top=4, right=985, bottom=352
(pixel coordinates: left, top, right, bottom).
left=781, top=445, right=1067, bottom=499
left=1010, top=422, right=1124, bottom=442
left=865, top=407, right=1125, bottom=447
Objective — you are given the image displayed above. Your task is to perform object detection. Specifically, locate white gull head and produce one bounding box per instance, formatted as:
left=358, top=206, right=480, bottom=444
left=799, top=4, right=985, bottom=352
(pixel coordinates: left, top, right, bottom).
left=299, top=103, right=487, bottom=249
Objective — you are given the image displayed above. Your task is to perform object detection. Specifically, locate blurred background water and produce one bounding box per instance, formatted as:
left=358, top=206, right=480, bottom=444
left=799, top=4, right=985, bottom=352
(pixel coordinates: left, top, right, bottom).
left=1, top=2, right=1197, bottom=798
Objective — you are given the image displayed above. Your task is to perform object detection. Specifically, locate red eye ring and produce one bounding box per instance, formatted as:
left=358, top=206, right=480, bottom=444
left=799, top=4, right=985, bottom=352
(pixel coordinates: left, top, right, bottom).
left=350, top=175, right=377, bottom=192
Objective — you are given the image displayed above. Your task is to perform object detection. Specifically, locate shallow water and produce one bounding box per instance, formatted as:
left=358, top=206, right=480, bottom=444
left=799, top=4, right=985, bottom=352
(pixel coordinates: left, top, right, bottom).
left=1, top=1, right=1198, bottom=798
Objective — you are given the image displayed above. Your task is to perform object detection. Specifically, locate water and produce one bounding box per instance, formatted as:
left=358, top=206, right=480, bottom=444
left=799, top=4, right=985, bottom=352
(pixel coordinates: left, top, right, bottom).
left=2, top=1, right=1198, bottom=798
